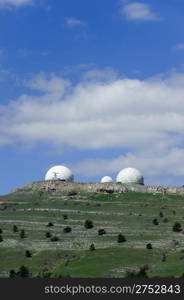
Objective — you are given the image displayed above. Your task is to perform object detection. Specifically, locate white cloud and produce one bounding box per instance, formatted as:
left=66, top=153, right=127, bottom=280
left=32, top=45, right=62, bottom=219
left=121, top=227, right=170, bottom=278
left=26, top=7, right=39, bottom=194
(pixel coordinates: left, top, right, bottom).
left=1, top=70, right=184, bottom=181
left=121, top=2, right=159, bottom=21
left=73, top=148, right=184, bottom=178
left=65, top=18, right=87, bottom=27
left=82, top=67, right=118, bottom=83
left=0, top=0, right=33, bottom=7
left=173, top=43, right=184, bottom=50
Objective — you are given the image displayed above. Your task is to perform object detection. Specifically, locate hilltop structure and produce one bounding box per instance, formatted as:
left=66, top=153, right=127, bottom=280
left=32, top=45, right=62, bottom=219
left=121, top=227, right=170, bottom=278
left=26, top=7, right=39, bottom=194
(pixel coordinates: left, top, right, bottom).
left=116, top=168, right=144, bottom=185
left=45, top=165, right=74, bottom=182
left=101, top=176, right=113, bottom=183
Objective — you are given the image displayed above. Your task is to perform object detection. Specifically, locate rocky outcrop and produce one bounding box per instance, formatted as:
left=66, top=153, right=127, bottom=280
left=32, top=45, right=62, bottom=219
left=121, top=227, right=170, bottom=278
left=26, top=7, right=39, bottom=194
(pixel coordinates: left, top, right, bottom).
left=12, top=181, right=184, bottom=195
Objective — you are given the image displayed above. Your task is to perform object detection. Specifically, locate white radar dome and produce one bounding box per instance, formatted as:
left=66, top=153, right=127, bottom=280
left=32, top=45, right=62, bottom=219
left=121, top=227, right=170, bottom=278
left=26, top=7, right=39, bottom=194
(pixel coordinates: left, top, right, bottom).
left=116, top=168, right=144, bottom=185
left=45, top=165, right=74, bottom=182
left=101, top=176, right=113, bottom=183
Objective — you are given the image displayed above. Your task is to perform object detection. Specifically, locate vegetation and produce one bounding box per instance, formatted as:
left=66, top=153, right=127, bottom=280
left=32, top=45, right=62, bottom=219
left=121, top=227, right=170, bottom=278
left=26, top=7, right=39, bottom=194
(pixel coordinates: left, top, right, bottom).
left=63, top=226, right=72, bottom=233
left=98, top=229, right=106, bottom=236
left=117, top=234, right=126, bottom=243
left=13, top=225, right=18, bottom=233
left=50, top=236, right=59, bottom=242
left=173, top=222, right=182, bottom=232
left=20, top=229, right=26, bottom=239
left=45, top=232, right=52, bottom=238
left=146, top=243, right=153, bottom=250
left=153, top=218, right=159, bottom=226
left=25, top=250, right=32, bottom=258
left=47, top=222, right=54, bottom=227
left=89, top=243, right=95, bottom=251
left=0, top=189, right=184, bottom=277
left=84, top=220, right=94, bottom=229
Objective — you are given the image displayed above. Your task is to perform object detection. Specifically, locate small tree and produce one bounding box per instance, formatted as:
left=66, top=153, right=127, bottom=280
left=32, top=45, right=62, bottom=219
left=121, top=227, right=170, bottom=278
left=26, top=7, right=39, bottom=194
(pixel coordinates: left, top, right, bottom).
left=159, top=212, right=164, bottom=218
left=117, top=234, right=126, bottom=243
left=45, top=232, right=51, bottom=238
left=17, top=266, right=30, bottom=278
left=84, top=220, right=94, bottom=229
left=47, top=222, right=54, bottom=227
left=0, top=235, right=3, bottom=243
left=25, top=250, right=32, bottom=258
left=153, top=218, right=159, bottom=226
left=136, top=267, right=149, bottom=278
left=161, top=254, right=167, bottom=262
left=63, top=226, right=72, bottom=233
left=20, top=229, right=26, bottom=239
left=63, top=214, right=68, bottom=220
left=0, top=228, right=2, bottom=234
left=50, top=236, right=59, bottom=242
left=173, top=222, right=182, bottom=233
left=146, top=243, right=153, bottom=249
left=13, top=225, right=18, bottom=233
left=89, top=243, right=95, bottom=251
left=98, top=229, right=106, bottom=236
left=9, top=269, right=16, bottom=278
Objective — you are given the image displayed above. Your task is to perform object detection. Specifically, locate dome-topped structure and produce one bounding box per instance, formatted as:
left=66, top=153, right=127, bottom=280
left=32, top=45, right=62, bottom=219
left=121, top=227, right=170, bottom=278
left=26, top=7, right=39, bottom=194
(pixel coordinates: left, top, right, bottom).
left=45, top=165, right=74, bottom=182
left=101, top=176, right=113, bottom=183
left=116, top=168, right=144, bottom=185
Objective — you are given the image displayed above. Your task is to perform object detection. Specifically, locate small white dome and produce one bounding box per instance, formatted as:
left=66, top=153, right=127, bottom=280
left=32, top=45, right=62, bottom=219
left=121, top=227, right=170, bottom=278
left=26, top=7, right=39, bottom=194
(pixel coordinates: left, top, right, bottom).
left=45, top=165, right=74, bottom=182
left=116, top=168, right=144, bottom=184
left=101, top=176, right=113, bottom=183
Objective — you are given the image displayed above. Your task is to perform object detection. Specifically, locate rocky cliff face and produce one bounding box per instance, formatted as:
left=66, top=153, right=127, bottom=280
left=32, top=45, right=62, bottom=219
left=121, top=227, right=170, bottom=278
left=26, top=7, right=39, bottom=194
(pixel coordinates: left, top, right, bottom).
left=12, top=180, right=184, bottom=195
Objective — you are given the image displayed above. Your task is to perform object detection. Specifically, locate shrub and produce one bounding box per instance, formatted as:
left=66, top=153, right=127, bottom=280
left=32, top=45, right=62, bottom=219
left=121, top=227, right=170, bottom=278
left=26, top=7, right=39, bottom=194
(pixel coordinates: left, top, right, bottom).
left=47, top=222, right=54, bottom=227
left=0, top=235, right=3, bottom=243
left=98, top=229, right=106, bottom=236
left=153, top=218, right=159, bottom=225
left=0, top=228, right=2, bottom=234
left=159, top=212, right=164, bottom=218
left=173, top=222, right=182, bottom=233
left=9, top=269, right=16, bottom=278
left=89, top=243, right=95, bottom=251
left=45, top=232, right=51, bottom=238
left=13, top=225, right=18, bottom=233
left=63, top=214, right=68, bottom=220
left=84, top=220, right=94, bottom=229
left=161, top=254, right=167, bottom=262
left=136, top=267, right=149, bottom=278
left=117, top=234, right=126, bottom=243
left=146, top=243, right=153, bottom=249
left=63, top=226, right=72, bottom=233
left=17, top=266, right=30, bottom=278
left=20, top=229, right=26, bottom=239
left=50, top=236, right=59, bottom=242
left=25, top=250, right=32, bottom=258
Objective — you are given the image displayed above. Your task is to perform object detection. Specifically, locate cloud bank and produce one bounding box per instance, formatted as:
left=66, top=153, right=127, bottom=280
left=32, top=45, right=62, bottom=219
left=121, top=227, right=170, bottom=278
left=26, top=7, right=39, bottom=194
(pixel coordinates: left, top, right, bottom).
left=1, top=70, right=184, bottom=181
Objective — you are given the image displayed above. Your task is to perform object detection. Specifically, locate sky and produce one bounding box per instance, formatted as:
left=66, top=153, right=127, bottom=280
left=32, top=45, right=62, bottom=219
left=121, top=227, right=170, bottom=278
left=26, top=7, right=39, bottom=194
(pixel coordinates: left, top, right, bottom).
left=1, top=0, right=184, bottom=194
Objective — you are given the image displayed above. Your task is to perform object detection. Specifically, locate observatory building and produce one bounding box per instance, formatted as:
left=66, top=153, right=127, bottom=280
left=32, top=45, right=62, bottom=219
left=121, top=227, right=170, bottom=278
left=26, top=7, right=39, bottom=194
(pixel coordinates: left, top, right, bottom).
left=116, top=168, right=144, bottom=185
left=101, top=176, right=113, bottom=183
left=45, top=165, right=74, bottom=182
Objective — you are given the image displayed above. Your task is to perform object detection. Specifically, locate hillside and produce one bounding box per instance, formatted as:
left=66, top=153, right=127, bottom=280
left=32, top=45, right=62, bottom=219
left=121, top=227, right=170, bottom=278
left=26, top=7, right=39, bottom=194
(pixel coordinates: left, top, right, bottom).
left=0, top=188, right=184, bottom=277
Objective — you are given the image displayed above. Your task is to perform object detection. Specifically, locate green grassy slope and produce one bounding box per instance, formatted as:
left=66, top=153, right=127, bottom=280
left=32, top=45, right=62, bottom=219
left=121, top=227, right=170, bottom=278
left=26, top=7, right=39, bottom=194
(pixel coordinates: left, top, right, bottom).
left=0, top=190, right=184, bottom=277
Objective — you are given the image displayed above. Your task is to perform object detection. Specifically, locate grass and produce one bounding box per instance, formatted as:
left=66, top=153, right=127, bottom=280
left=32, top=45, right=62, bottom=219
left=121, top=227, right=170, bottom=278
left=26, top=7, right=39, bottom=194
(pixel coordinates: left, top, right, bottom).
left=0, top=190, right=184, bottom=277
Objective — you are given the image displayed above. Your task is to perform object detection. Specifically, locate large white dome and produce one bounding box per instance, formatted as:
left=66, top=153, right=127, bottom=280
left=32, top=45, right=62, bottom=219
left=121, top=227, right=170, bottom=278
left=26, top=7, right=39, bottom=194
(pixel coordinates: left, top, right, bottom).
left=45, top=165, right=74, bottom=182
left=116, top=168, right=144, bottom=184
left=101, top=176, right=113, bottom=183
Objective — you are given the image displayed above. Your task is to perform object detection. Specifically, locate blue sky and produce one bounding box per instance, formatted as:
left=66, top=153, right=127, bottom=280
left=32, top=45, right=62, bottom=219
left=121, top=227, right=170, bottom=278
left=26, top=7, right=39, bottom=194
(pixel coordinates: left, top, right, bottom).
left=1, top=0, right=184, bottom=194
